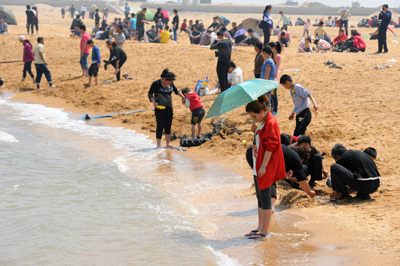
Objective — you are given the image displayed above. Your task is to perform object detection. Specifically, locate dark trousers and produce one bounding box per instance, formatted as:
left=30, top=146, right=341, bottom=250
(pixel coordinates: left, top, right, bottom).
left=281, top=24, right=288, bottom=31
left=306, top=153, right=323, bottom=185
left=253, top=175, right=272, bottom=210
left=378, top=26, right=388, bottom=53
left=111, top=58, right=126, bottom=81
left=155, top=106, right=173, bottom=139
left=331, top=164, right=380, bottom=197
left=339, top=20, right=348, bottom=36
left=23, top=62, right=34, bottom=78
left=137, top=26, right=145, bottom=41
left=280, top=37, right=289, bottom=47
left=27, top=22, right=34, bottom=34
left=255, top=74, right=261, bottom=78
left=271, top=89, right=278, bottom=112
left=294, top=108, right=311, bottom=136
left=35, top=64, right=52, bottom=85
left=217, top=61, right=230, bottom=92
left=349, top=47, right=365, bottom=52
left=263, top=29, right=271, bottom=46
left=125, top=11, right=129, bottom=19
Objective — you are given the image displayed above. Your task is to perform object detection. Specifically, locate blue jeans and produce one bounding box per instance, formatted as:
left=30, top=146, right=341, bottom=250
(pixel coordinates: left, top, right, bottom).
left=35, top=64, right=52, bottom=85
left=80, top=53, right=89, bottom=70
left=173, top=28, right=177, bottom=41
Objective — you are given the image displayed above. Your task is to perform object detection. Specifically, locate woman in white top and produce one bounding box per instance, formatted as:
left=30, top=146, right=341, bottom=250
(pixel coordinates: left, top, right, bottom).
left=228, top=61, right=243, bottom=87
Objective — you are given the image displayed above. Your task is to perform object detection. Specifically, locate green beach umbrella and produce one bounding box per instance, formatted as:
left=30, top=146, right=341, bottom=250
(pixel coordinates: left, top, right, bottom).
left=136, top=10, right=155, bottom=21
left=205, top=79, right=280, bottom=119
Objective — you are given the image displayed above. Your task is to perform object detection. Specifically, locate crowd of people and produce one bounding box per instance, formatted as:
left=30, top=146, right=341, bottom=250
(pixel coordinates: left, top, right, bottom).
left=2, top=2, right=388, bottom=241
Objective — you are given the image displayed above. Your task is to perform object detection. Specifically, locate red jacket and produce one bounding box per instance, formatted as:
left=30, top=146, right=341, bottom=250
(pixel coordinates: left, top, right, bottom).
left=186, top=92, right=203, bottom=112
left=255, top=112, right=286, bottom=190
left=333, top=34, right=347, bottom=44
left=353, top=35, right=366, bottom=50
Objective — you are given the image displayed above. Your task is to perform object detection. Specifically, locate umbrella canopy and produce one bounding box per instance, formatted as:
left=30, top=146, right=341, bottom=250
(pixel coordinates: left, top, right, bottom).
left=205, top=79, right=280, bottom=119
left=233, top=28, right=246, bottom=38
left=136, top=10, right=155, bottom=21
left=0, top=6, right=17, bottom=25
left=240, top=18, right=264, bottom=37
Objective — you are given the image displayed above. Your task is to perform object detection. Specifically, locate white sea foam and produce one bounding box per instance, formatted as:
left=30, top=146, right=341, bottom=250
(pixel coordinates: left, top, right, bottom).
left=206, top=245, right=242, bottom=266
left=0, top=130, right=18, bottom=143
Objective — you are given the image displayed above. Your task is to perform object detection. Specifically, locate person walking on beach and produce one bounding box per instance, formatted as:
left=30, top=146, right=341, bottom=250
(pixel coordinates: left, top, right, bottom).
left=105, top=41, right=127, bottom=81
left=244, top=95, right=286, bottom=239
left=280, top=74, right=318, bottom=137
left=81, top=5, right=87, bottom=19
left=148, top=69, right=185, bottom=148
left=261, top=5, right=274, bottom=45
left=19, top=35, right=35, bottom=83
left=124, top=3, right=131, bottom=20
left=26, top=5, right=35, bottom=36
left=33, top=37, right=55, bottom=89
left=79, top=24, right=90, bottom=77
left=86, top=40, right=100, bottom=87
left=338, top=6, right=350, bottom=36
left=330, top=144, right=381, bottom=201
left=210, top=31, right=232, bottom=93
left=32, top=6, right=39, bottom=37
left=376, top=4, right=392, bottom=54
left=61, top=7, right=65, bottom=19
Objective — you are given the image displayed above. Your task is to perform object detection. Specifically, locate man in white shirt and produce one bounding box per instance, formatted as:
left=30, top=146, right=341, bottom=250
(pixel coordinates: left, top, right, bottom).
left=228, top=62, right=243, bottom=87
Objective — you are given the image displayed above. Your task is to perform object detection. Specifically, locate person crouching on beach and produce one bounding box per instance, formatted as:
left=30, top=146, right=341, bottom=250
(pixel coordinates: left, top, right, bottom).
left=86, top=40, right=100, bottom=87
left=244, top=95, right=286, bottom=239
left=104, top=40, right=127, bottom=81
left=181, top=88, right=205, bottom=139
left=148, top=69, right=185, bottom=148
left=280, top=74, right=318, bottom=137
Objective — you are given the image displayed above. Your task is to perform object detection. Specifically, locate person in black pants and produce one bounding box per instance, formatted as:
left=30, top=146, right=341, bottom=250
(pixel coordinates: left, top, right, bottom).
left=26, top=5, right=35, bottom=35
left=377, top=4, right=392, bottom=53
left=148, top=69, right=185, bottom=148
left=330, top=144, right=381, bottom=201
left=105, top=41, right=127, bottom=81
left=210, top=31, right=232, bottom=92
left=262, top=5, right=273, bottom=46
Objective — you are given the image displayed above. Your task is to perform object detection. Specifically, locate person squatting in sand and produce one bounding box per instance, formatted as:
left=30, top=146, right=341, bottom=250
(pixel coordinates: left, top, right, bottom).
left=279, top=74, right=318, bottom=137
left=104, top=40, right=127, bottom=81
left=181, top=88, right=205, bottom=139
left=148, top=69, right=185, bottom=148
left=244, top=95, right=286, bottom=239
left=330, top=143, right=381, bottom=202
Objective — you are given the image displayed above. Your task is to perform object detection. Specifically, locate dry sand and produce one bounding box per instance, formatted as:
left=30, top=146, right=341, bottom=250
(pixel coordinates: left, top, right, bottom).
left=1, top=3, right=400, bottom=263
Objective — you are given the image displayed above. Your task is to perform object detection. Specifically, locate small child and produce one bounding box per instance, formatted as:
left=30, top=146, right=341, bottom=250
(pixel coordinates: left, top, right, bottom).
left=279, top=74, right=318, bottom=136
left=179, top=19, right=187, bottom=35
left=182, top=88, right=205, bottom=139
left=314, top=21, right=326, bottom=40
left=87, top=39, right=100, bottom=86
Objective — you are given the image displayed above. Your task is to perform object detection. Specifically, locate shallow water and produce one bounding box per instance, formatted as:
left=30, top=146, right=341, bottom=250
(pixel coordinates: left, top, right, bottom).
left=0, top=92, right=326, bottom=265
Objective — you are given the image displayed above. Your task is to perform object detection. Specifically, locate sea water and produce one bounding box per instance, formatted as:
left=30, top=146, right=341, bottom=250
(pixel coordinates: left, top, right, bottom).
left=0, top=92, right=314, bottom=266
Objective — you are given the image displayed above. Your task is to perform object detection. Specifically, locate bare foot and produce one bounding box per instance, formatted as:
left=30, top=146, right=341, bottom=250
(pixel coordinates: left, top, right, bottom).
left=20, top=78, right=25, bottom=82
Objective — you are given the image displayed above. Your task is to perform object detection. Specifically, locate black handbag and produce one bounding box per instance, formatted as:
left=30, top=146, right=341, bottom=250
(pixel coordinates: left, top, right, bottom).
left=259, top=20, right=268, bottom=30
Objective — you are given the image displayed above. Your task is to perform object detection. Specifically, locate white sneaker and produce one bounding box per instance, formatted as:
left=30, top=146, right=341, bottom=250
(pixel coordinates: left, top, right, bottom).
left=50, top=84, right=56, bottom=88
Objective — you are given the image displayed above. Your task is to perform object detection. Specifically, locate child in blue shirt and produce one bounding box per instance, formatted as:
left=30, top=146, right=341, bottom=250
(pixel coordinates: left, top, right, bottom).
left=280, top=74, right=318, bottom=136
left=260, top=46, right=276, bottom=109
left=87, top=39, right=100, bottom=86
left=129, top=13, right=137, bottom=39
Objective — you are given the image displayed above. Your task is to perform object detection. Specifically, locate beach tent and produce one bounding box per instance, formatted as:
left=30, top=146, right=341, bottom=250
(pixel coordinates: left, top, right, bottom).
left=240, top=18, right=264, bottom=37
left=0, top=6, right=17, bottom=25
left=136, top=10, right=155, bottom=21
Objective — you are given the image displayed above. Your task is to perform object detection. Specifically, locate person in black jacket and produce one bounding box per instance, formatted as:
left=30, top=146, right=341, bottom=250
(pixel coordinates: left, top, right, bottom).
left=148, top=69, right=185, bottom=148
left=105, top=41, right=127, bottom=81
left=154, top=8, right=164, bottom=33
left=376, top=4, right=392, bottom=53
left=210, top=31, right=232, bottom=92
left=26, top=5, right=36, bottom=35
left=330, top=143, right=381, bottom=201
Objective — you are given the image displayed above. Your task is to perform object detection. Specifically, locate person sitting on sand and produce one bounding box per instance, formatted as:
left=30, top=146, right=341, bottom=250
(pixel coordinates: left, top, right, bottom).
left=332, top=28, right=347, bottom=50
left=330, top=143, right=381, bottom=201
left=182, top=88, right=205, bottom=139
left=290, top=135, right=328, bottom=187
left=338, top=29, right=366, bottom=52
left=228, top=61, right=243, bottom=87
left=179, top=19, right=188, bottom=35
left=199, top=30, right=211, bottom=45
left=272, top=25, right=280, bottom=36
left=189, top=26, right=202, bottom=44
left=148, top=69, right=185, bottom=148
left=279, top=31, right=291, bottom=47
left=146, top=25, right=157, bottom=42
left=228, top=22, right=238, bottom=38
left=280, top=74, right=318, bottom=136
left=207, top=17, right=221, bottom=31
left=0, top=19, right=9, bottom=34
left=92, top=23, right=101, bottom=37
left=298, top=37, right=314, bottom=53
left=238, top=29, right=262, bottom=46
left=70, top=14, right=82, bottom=33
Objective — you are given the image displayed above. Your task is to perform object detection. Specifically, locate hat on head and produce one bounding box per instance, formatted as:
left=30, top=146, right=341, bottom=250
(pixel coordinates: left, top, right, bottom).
left=19, top=35, right=26, bottom=41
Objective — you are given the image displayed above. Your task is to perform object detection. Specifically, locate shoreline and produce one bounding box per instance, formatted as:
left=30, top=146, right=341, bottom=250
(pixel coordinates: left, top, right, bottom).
left=8, top=89, right=398, bottom=264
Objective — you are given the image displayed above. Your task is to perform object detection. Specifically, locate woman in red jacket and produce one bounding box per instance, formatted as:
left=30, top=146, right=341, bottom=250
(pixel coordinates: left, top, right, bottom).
left=350, top=30, right=366, bottom=52
left=333, top=28, right=347, bottom=50
left=19, top=35, right=35, bottom=83
left=245, top=95, right=286, bottom=239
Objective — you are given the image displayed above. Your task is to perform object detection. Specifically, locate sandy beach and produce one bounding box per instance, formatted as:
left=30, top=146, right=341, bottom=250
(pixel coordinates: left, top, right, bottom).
left=1, top=3, right=400, bottom=264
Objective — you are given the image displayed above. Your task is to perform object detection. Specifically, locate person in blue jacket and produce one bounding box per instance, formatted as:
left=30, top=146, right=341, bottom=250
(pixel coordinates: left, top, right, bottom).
left=376, top=4, right=392, bottom=54
left=87, top=39, right=100, bottom=86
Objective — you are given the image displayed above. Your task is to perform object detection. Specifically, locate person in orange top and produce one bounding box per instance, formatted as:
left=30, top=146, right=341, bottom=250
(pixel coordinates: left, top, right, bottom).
left=245, top=95, right=286, bottom=239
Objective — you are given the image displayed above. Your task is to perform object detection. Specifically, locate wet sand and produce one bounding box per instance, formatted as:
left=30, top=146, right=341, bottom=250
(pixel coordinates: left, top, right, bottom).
left=1, top=3, right=400, bottom=263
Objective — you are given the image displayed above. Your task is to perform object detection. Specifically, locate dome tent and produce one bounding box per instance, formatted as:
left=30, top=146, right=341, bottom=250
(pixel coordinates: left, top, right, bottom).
left=0, top=6, right=17, bottom=25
